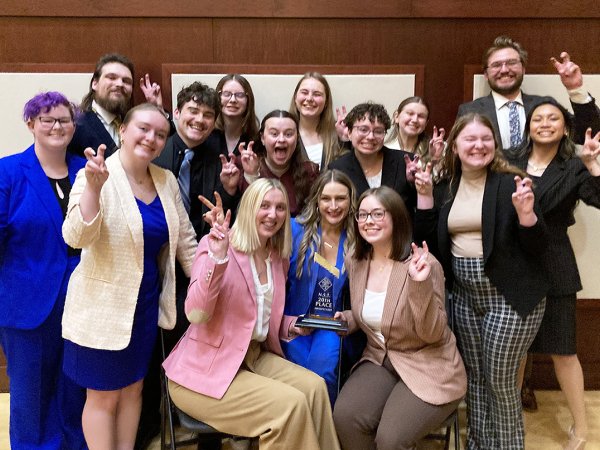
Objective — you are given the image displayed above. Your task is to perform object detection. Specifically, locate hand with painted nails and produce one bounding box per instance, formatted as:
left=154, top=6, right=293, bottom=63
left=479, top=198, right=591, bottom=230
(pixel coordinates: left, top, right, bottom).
left=219, top=154, right=240, bottom=195
left=408, top=241, right=431, bottom=281
left=551, top=52, right=583, bottom=91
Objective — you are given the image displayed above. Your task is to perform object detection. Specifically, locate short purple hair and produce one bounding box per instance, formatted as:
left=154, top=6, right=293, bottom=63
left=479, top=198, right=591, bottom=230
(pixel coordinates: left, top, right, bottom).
left=23, top=91, right=79, bottom=122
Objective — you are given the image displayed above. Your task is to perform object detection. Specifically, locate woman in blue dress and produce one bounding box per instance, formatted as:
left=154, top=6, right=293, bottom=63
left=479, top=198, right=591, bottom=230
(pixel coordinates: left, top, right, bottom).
left=61, top=103, right=197, bottom=449
left=282, top=169, right=357, bottom=404
left=0, top=92, right=87, bottom=450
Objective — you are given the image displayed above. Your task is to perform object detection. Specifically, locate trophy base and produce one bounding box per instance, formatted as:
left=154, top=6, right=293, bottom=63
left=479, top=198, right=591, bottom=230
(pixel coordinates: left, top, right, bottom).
left=295, top=314, right=348, bottom=332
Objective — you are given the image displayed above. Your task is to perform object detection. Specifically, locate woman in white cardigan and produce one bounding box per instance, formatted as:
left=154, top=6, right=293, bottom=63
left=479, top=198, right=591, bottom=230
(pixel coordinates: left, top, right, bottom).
left=61, top=103, right=197, bottom=450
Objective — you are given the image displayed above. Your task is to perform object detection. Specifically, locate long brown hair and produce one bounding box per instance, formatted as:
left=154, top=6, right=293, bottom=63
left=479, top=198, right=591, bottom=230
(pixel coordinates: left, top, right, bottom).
left=215, top=74, right=259, bottom=138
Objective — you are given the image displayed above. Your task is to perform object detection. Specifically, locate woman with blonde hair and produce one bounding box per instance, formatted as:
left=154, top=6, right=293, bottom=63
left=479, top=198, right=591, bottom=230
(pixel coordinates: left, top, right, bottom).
left=164, top=178, right=340, bottom=450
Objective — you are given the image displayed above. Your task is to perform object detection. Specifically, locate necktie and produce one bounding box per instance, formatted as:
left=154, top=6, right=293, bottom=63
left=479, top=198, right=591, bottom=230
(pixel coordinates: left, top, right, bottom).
left=111, top=117, right=122, bottom=147
left=178, top=149, right=194, bottom=213
left=508, top=101, right=521, bottom=147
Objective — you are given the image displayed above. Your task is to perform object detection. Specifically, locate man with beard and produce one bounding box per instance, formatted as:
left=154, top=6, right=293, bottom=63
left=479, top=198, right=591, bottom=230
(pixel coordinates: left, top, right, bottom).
left=458, top=36, right=599, bottom=153
left=136, top=81, right=241, bottom=449
left=68, top=53, right=135, bottom=157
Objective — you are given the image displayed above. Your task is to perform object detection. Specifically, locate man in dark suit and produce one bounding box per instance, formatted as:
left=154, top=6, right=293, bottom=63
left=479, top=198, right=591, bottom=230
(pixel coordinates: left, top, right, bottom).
left=136, top=81, right=240, bottom=449
left=458, top=36, right=600, bottom=154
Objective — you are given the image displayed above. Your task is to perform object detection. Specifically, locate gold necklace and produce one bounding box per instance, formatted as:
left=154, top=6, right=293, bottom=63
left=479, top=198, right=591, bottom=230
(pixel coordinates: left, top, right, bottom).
left=527, top=161, right=548, bottom=172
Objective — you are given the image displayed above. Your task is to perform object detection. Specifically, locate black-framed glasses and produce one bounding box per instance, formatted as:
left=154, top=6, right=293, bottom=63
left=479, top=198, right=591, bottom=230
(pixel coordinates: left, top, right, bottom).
left=220, top=91, right=247, bottom=100
left=355, top=209, right=386, bottom=223
left=37, top=116, right=73, bottom=128
left=352, top=125, right=386, bottom=139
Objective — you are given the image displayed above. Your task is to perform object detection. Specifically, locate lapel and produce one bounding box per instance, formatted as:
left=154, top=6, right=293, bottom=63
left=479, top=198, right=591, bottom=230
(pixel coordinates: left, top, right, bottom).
left=20, top=145, right=64, bottom=237
left=535, top=157, right=567, bottom=211
left=229, top=246, right=258, bottom=307
left=483, top=94, right=502, bottom=144
left=106, top=151, right=144, bottom=268
left=481, top=170, right=499, bottom=262
left=380, top=147, right=398, bottom=188
left=380, top=259, right=409, bottom=340
left=348, top=151, right=371, bottom=195
left=86, top=112, right=119, bottom=157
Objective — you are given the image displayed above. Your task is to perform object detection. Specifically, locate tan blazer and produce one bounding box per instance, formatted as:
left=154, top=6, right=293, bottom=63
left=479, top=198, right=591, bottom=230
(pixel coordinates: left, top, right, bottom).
left=62, top=151, right=197, bottom=351
left=348, top=254, right=466, bottom=405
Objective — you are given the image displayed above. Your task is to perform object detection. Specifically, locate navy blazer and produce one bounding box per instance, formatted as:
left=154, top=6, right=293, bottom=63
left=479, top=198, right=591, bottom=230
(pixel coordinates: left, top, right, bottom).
left=457, top=92, right=600, bottom=151
left=415, top=170, right=550, bottom=318
left=67, top=111, right=119, bottom=158
left=0, top=145, right=86, bottom=329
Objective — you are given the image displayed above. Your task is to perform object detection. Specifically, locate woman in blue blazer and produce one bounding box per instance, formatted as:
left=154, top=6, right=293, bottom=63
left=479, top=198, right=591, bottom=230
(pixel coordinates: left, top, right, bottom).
left=0, top=92, right=87, bottom=449
left=282, top=169, right=356, bottom=404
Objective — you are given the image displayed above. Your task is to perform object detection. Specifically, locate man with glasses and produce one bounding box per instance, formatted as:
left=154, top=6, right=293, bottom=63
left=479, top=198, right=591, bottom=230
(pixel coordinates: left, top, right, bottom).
left=137, top=81, right=240, bottom=449
left=458, top=35, right=599, bottom=153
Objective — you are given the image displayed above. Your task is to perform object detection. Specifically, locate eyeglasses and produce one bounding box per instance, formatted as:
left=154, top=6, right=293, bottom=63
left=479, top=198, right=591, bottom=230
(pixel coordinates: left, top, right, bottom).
left=220, top=91, right=247, bottom=100
left=37, top=116, right=73, bottom=128
left=352, top=126, right=386, bottom=139
left=486, top=59, right=521, bottom=72
left=355, top=209, right=386, bottom=223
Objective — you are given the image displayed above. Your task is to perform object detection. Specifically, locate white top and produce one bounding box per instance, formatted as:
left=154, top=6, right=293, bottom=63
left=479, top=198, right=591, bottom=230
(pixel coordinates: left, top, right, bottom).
left=92, top=100, right=120, bottom=147
left=305, top=142, right=323, bottom=168
left=491, top=91, right=525, bottom=150
left=250, top=255, right=273, bottom=342
left=361, top=288, right=386, bottom=344
left=366, top=171, right=383, bottom=189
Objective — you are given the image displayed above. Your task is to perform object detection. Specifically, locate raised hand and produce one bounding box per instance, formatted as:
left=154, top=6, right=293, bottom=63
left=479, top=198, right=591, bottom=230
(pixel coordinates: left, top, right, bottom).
left=512, top=176, right=537, bottom=226
left=83, top=144, right=109, bottom=192
left=239, top=141, right=260, bottom=176
left=408, top=241, right=431, bottom=282
left=199, top=191, right=226, bottom=228
left=335, top=106, right=349, bottom=141
left=415, top=162, right=433, bottom=196
left=579, top=127, right=600, bottom=175
left=428, top=126, right=446, bottom=162
left=207, top=209, right=231, bottom=261
left=551, top=52, right=583, bottom=91
left=219, top=154, right=240, bottom=195
left=139, top=73, right=164, bottom=108
left=405, top=154, right=420, bottom=184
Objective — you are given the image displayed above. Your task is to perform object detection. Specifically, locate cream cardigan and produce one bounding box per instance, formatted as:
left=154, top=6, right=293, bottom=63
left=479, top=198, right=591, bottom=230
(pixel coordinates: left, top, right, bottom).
left=62, top=151, right=197, bottom=350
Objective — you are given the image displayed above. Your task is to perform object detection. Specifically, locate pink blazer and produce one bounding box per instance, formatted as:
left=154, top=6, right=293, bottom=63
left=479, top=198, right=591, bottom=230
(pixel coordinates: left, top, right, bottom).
left=163, top=237, right=294, bottom=399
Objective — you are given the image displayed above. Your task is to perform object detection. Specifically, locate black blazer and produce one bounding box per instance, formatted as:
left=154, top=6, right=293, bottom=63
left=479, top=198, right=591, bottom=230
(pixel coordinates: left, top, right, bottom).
left=415, top=170, right=549, bottom=318
left=153, top=132, right=239, bottom=239
left=328, top=146, right=416, bottom=214
left=509, top=154, right=600, bottom=295
left=457, top=92, right=600, bottom=151
left=67, top=111, right=119, bottom=158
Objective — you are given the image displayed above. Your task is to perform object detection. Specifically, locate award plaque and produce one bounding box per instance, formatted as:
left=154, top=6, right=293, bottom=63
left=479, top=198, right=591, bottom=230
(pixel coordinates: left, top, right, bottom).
left=295, top=253, right=348, bottom=332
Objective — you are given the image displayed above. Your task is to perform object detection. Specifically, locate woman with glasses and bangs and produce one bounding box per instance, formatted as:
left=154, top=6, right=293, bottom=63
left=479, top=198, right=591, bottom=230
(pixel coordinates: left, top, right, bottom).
left=213, top=74, right=260, bottom=157
left=0, top=92, right=87, bottom=449
left=328, top=102, right=416, bottom=217
left=333, top=186, right=466, bottom=450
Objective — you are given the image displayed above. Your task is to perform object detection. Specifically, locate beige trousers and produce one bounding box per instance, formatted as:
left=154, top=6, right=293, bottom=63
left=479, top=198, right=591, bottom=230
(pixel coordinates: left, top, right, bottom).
left=168, top=341, right=340, bottom=450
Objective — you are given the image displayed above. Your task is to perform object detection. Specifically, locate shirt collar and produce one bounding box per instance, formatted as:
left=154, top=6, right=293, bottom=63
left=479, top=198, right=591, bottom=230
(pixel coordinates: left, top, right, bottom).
left=92, top=100, right=117, bottom=125
left=491, top=90, right=524, bottom=110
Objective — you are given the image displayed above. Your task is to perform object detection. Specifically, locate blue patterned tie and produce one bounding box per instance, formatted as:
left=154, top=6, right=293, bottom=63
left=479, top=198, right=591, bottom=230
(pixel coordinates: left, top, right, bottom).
left=178, top=149, right=194, bottom=213
left=508, top=101, right=522, bottom=147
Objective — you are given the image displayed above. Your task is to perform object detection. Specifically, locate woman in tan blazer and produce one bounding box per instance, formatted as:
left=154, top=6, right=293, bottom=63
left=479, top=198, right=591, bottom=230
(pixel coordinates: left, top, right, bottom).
left=61, top=103, right=197, bottom=450
left=333, top=186, right=466, bottom=450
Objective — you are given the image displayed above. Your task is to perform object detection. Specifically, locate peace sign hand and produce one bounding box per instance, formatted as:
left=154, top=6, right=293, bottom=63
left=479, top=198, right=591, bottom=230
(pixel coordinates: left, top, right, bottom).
left=83, top=144, right=109, bottom=192
left=409, top=241, right=431, bottom=281
left=239, top=141, right=259, bottom=176
left=551, top=51, right=583, bottom=91
left=207, top=209, right=231, bottom=261
left=200, top=191, right=226, bottom=228
left=428, top=126, right=446, bottom=162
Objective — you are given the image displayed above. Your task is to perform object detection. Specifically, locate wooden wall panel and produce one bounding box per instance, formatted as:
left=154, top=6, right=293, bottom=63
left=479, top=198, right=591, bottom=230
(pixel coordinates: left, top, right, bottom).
left=0, top=3, right=599, bottom=392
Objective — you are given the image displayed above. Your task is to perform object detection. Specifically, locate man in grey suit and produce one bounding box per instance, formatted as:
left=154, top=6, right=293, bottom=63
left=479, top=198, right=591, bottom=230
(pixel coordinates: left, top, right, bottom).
left=458, top=36, right=599, bottom=154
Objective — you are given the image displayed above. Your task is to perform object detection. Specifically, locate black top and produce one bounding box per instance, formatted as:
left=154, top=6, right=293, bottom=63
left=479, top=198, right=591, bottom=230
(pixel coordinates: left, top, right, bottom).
left=47, top=175, right=80, bottom=257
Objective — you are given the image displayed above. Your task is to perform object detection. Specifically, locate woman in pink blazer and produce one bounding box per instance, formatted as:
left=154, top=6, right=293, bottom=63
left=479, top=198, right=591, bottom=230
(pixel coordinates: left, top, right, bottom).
left=333, top=186, right=466, bottom=450
left=163, top=178, right=340, bottom=450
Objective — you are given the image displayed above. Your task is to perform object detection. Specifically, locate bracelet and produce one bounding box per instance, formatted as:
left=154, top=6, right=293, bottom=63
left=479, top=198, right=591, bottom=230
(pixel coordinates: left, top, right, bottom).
left=208, top=251, right=229, bottom=264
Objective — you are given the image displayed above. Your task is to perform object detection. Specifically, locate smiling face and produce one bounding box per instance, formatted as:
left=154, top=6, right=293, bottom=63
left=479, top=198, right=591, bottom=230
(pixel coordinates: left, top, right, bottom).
left=220, top=79, right=248, bottom=119
left=92, top=62, right=133, bottom=116
left=349, top=117, right=386, bottom=157
left=484, top=47, right=525, bottom=97
left=28, top=104, right=76, bottom=153
left=453, top=120, right=496, bottom=172
left=120, top=109, right=169, bottom=163
left=256, top=188, right=288, bottom=245
left=529, top=103, right=566, bottom=147
left=294, top=78, right=326, bottom=120
left=318, top=181, right=351, bottom=229
left=261, top=117, right=298, bottom=170
left=356, top=194, right=392, bottom=249
left=395, top=102, right=429, bottom=139
left=174, top=100, right=216, bottom=148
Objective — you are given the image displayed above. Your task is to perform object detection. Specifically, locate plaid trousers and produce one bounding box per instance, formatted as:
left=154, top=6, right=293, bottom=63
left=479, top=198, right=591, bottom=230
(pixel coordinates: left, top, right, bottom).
left=452, top=257, right=545, bottom=450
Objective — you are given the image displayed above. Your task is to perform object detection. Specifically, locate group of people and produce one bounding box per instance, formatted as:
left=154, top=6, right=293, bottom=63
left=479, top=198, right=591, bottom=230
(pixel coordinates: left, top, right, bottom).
left=0, top=34, right=599, bottom=450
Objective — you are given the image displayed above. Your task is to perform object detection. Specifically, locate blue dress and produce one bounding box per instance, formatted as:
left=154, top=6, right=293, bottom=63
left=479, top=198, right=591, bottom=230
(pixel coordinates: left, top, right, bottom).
left=63, top=195, right=169, bottom=390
